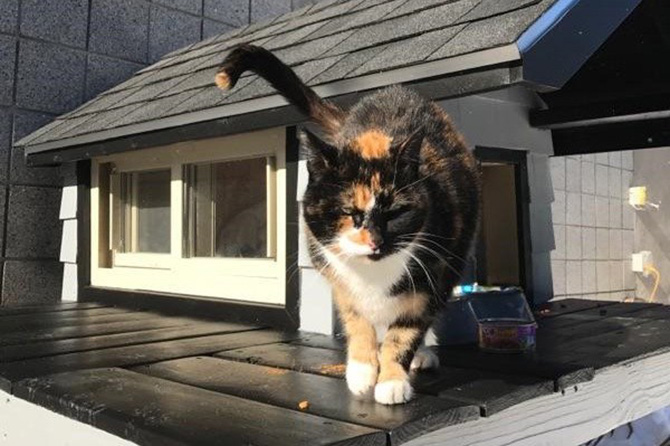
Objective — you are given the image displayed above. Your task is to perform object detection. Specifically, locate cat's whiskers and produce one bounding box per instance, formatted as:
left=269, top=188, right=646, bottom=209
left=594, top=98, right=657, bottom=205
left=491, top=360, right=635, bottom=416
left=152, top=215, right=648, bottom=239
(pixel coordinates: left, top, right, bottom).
left=286, top=258, right=301, bottom=284
left=403, top=231, right=468, bottom=265
left=401, top=260, right=417, bottom=296
left=403, top=231, right=455, bottom=241
left=399, top=244, right=438, bottom=297
left=398, top=234, right=454, bottom=261
left=408, top=236, right=465, bottom=266
left=395, top=171, right=437, bottom=194
left=408, top=241, right=463, bottom=281
left=316, top=241, right=353, bottom=283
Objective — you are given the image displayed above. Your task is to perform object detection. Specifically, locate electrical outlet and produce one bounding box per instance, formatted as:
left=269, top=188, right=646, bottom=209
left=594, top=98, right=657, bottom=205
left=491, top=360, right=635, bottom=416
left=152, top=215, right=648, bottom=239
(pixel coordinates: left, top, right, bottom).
left=632, top=251, right=652, bottom=274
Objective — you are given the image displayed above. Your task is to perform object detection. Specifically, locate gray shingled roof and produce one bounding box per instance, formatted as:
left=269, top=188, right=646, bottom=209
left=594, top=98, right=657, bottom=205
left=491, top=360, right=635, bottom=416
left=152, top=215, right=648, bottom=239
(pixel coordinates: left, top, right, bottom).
left=18, top=0, right=558, bottom=152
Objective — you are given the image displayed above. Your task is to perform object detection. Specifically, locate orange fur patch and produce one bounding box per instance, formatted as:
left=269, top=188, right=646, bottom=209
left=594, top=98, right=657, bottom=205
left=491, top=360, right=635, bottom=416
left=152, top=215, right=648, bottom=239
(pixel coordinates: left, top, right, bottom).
left=355, top=130, right=392, bottom=159
left=346, top=228, right=372, bottom=246
left=338, top=216, right=353, bottom=231
left=371, top=172, right=381, bottom=192
left=333, top=286, right=379, bottom=366
left=352, top=184, right=372, bottom=209
left=215, top=72, right=231, bottom=90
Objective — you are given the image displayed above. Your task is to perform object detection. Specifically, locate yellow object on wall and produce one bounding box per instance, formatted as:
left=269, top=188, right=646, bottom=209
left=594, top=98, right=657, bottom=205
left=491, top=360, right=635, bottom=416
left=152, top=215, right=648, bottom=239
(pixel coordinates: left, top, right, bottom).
left=629, top=186, right=647, bottom=208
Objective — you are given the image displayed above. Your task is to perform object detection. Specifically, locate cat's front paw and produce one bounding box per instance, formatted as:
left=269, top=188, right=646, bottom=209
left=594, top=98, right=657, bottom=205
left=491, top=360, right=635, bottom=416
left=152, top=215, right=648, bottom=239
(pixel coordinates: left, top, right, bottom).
left=374, top=379, right=414, bottom=405
left=410, top=348, right=439, bottom=371
left=346, top=360, right=378, bottom=397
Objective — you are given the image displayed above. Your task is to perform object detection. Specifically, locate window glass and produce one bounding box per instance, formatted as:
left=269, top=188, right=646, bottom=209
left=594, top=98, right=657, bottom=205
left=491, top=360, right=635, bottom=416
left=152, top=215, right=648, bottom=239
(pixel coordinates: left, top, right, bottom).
left=117, top=169, right=171, bottom=254
left=185, top=157, right=270, bottom=258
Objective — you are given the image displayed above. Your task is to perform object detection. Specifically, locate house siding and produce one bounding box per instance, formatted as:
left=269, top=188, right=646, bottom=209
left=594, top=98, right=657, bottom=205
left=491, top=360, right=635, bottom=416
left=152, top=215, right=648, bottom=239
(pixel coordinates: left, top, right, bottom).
left=0, top=0, right=319, bottom=306
left=1, top=388, right=134, bottom=445
left=443, top=88, right=555, bottom=305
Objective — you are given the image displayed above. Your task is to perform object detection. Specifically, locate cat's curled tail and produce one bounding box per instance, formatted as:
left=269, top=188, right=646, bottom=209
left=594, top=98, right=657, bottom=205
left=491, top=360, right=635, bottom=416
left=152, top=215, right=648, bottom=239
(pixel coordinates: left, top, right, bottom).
left=216, top=44, right=344, bottom=136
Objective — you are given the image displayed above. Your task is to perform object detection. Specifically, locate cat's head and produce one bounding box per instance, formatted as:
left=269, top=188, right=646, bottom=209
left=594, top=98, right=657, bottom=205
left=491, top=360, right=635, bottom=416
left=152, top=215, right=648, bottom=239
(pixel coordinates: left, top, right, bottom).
left=301, top=128, right=428, bottom=262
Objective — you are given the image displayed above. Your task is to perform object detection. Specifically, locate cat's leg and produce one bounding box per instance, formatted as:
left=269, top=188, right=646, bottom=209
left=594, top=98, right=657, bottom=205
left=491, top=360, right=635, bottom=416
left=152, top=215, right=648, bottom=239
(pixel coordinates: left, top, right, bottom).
left=410, top=328, right=439, bottom=371
left=334, top=288, right=379, bottom=397
left=375, top=318, right=430, bottom=405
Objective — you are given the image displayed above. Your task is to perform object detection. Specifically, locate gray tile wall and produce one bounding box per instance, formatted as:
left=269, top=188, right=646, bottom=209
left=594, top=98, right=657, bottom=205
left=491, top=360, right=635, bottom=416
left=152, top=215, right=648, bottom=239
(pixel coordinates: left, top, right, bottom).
left=1, top=0, right=319, bottom=306
left=630, top=148, right=670, bottom=303
left=550, top=152, right=636, bottom=302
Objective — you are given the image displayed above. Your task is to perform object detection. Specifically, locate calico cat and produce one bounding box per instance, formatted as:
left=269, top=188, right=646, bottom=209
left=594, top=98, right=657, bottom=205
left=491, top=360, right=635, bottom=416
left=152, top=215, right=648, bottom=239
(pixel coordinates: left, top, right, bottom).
left=216, top=44, right=481, bottom=405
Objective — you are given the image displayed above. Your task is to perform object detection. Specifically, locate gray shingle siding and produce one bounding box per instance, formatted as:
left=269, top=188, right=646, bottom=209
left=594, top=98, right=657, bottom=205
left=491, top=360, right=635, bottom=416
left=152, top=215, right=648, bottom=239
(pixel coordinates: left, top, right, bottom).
left=20, top=0, right=90, bottom=48
left=16, top=39, right=87, bottom=114
left=0, top=0, right=19, bottom=35
left=0, top=36, right=17, bottom=106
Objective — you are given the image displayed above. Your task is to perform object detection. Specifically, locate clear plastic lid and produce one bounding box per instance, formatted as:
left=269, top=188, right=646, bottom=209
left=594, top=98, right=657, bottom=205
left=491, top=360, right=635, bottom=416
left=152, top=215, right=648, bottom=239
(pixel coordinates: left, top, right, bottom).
left=466, top=288, right=536, bottom=324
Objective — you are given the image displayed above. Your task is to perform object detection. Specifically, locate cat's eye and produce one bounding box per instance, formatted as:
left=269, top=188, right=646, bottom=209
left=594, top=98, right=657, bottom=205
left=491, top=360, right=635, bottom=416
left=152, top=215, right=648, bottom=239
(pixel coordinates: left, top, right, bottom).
left=343, top=209, right=364, bottom=227
left=352, top=213, right=364, bottom=227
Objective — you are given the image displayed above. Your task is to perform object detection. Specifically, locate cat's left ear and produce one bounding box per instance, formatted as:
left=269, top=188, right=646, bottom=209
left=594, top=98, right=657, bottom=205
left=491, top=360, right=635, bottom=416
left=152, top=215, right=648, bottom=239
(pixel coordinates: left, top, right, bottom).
left=300, top=129, right=339, bottom=181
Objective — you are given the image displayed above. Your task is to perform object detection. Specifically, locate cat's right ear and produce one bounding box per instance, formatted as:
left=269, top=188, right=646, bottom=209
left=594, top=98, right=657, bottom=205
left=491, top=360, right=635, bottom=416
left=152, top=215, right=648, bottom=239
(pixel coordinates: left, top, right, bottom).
left=300, top=129, right=338, bottom=181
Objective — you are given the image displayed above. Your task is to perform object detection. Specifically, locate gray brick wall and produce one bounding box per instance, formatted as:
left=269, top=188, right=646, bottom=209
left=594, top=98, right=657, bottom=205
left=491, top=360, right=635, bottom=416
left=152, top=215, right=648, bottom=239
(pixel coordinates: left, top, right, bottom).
left=550, top=152, right=636, bottom=302
left=1, top=0, right=319, bottom=306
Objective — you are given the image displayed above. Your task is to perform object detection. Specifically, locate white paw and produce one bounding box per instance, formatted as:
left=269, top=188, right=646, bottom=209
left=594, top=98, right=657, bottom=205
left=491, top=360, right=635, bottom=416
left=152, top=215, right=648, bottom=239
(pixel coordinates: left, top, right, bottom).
left=374, top=379, right=414, bottom=405
left=410, top=348, right=439, bottom=371
left=346, top=360, right=377, bottom=397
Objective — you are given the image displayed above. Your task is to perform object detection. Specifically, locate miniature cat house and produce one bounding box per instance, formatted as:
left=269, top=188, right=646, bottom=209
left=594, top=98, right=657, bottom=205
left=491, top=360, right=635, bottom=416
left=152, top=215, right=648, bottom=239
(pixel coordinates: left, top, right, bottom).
left=15, top=0, right=648, bottom=336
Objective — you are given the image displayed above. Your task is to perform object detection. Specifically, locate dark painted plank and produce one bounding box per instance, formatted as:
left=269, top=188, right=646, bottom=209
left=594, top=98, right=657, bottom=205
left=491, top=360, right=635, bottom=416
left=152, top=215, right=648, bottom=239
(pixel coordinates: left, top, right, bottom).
left=0, top=329, right=296, bottom=392
left=534, top=298, right=616, bottom=320
left=0, top=306, right=133, bottom=325
left=539, top=317, right=670, bottom=370
left=537, top=305, right=670, bottom=346
left=293, top=332, right=590, bottom=392
left=132, top=357, right=479, bottom=445
left=291, top=332, right=347, bottom=351
left=15, top=368, right=385, bottom=446
left=0, top=321, right=259, bottom=362
left=0, top=315, right=200, bottom=347
left=537, top=301, right=660, bottom=331
left=291, top=330, right=592, bottom=391
left=598, top=304, right=670, bottom=321
left=435, top=346, right=594, bottom=391
left=0, top=308, right=152, bottom=334
left=412, top=365, right=554, bottom=417
left=0, top=302, right=108, bottom=317
left=295, top=333, right=563, bottom=412
left=249, top=337, right=558, bottom=415
left=216, top=342, right=348, bottom=377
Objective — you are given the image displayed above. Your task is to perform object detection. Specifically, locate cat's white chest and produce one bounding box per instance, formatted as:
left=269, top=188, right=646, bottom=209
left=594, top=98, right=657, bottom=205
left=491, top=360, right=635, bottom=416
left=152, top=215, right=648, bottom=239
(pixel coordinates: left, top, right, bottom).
left=324, top=250, right=410, bottom=332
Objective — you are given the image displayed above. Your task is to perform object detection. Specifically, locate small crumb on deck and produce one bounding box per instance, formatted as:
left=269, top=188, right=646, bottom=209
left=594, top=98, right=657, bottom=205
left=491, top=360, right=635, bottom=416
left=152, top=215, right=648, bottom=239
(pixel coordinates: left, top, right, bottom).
left=298, top=400, right=309, bottom=410
left=318, top=364, right=346, bottom=376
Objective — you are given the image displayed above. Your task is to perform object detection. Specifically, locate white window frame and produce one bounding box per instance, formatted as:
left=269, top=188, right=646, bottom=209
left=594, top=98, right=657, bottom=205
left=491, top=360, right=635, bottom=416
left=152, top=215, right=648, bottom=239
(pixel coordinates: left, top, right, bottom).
left=90, top=127, right=287, bottom=305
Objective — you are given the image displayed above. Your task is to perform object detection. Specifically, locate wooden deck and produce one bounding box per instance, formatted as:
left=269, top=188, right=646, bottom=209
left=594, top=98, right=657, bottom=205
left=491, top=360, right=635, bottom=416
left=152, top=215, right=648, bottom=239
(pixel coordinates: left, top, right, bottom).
left=2, top=299, right=670, bottom=445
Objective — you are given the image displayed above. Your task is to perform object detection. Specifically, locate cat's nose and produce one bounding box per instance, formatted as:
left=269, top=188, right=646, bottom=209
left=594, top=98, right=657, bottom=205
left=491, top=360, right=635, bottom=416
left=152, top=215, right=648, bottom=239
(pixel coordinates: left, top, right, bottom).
left=366, top=222, right=384, bottom=251
left=368, top=234, right=384, bottom=251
